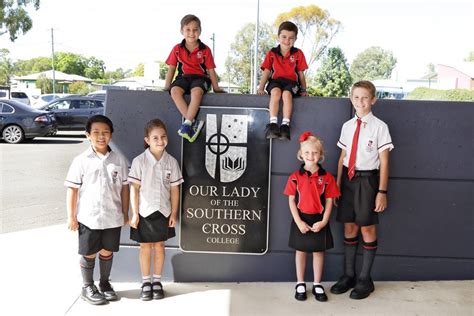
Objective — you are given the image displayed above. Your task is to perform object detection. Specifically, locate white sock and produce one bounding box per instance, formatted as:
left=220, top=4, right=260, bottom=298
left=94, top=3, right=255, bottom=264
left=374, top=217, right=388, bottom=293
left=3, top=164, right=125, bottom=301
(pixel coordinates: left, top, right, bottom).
left=270, top=117, right=278, bottom=124
left=282, top=118, right=290, bottom=125
left=142, top=275, right=151, bottom=290
left=184, top=119, right=192, bottom=125
left=296, top=283, right=306, bottom=293
left=313, top=283, right=324, bottom=294
left=152, top=274, right=161, bottom=283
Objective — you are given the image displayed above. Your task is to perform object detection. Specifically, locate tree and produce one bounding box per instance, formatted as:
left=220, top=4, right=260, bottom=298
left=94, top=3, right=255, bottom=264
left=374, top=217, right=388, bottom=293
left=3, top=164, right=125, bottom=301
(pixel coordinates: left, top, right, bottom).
left=14, top=57, right=51, bottom=75
left=1, top=0, right=40, bottom=41
left=225, top=22, right=274, bottom=93
left=55, top=52, right=88, bottom=76
left=158, top=61, right=167, bottom=79
left=0, top=48, right=14, bottom=85
left=314, top=47, right=352, bottom=97
left=68, top=81, right=90, bottom=95
left=133, top=63, right=144, bottom=77
left=275, top=5, right=342, bottom=72
left=464, top=51, right=474, bottom=62
left=35, top=75, right=61, bottom=94
left=350, top=46, right=397, bottom=82
left=84, top=57, right=105, bottom=79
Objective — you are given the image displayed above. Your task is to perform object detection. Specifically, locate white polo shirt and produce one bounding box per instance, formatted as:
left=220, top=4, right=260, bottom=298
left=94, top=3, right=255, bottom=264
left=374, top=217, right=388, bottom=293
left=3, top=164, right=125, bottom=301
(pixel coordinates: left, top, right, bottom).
left=64, top=146, right=129, bottom=230
left=337, top=112, right=394, bottom=170
left=128, top=149, right=183, bottom=218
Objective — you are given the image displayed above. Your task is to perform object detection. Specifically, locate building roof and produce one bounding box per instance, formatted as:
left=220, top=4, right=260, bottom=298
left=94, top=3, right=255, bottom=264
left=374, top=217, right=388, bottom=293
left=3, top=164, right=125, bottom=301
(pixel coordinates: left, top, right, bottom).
left=437, top=62, right=474, bottom=78
left=14, top=70, right=93, bottom=82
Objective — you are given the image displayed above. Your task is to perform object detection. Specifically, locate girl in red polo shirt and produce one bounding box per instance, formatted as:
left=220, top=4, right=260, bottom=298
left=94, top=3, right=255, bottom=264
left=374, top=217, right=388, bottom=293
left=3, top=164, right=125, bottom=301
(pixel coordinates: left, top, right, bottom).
left=284, top=131, right=340, bottom=302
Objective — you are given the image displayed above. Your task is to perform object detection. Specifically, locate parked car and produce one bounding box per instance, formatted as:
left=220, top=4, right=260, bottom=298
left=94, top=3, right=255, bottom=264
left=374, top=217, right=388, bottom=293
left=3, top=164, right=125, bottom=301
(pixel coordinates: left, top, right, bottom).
left=0, top=91, right=31, bottom=105
left=0, top=99, right=57, bottom=144
left=40, top=96, right=105, bottom=130
left=87, top=90, right=106, bottom=100
left=31, top=93, right=77, bottom=109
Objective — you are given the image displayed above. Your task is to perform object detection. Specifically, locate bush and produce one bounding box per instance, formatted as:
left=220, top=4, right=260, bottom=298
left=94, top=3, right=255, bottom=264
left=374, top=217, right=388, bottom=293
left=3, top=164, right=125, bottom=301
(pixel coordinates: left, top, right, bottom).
left=69, top=81, right=90, bottom=95
left=407, top=87, right=474, bottom=101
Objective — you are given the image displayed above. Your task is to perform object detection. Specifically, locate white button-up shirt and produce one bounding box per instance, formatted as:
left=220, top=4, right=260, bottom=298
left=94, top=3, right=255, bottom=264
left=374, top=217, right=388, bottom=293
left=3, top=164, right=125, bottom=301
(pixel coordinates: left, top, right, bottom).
left=128, top=149, right=183, bottom=218
left=337, top=112, right=394, bottom=170
left=64, top=146, right=129, bottom=229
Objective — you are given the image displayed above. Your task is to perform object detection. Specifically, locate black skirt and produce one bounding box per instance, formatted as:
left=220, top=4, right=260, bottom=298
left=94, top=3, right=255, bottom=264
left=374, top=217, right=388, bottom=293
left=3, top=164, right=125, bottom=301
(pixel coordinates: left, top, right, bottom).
left=130, top=211, right=176, bottom=243
left=288, top=211, right=333, bottom=252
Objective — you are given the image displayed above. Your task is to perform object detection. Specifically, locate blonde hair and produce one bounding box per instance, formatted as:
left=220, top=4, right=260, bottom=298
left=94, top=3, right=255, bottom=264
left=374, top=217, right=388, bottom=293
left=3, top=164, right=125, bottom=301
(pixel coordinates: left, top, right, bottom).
left=297, top=135, right=325, bottom=163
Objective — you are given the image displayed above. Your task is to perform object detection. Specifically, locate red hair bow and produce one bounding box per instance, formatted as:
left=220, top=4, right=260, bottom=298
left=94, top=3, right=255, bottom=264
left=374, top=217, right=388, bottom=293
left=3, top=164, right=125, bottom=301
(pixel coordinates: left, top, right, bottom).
left=299, top=131, right=314, bottom=143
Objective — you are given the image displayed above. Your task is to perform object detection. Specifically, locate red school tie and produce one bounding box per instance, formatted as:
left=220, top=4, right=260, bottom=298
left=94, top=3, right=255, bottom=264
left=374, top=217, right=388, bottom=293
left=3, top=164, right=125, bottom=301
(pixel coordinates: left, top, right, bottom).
left=347, top=118, right=362, bottom=180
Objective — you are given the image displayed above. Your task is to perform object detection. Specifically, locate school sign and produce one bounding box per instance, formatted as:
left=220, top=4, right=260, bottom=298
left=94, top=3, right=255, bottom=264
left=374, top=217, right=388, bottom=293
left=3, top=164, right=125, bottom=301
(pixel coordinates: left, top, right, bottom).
left=179, top=107, right=271, bottom=254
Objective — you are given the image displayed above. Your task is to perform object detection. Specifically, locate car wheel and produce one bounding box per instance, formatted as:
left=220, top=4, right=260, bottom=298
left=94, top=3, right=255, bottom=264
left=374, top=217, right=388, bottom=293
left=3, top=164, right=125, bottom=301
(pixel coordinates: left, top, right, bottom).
left=2, top=125, right=25, bottom=144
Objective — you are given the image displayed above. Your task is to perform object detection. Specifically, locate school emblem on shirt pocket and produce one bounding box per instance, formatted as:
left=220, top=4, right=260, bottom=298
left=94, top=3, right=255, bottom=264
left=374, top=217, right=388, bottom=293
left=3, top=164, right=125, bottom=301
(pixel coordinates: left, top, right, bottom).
left=205, top=114, right=248, bottom=183
left=366, top=139, right=375, bottom=152
left=111, top=171, right=118, bottom=184
left=164, top=170, right=171, bottom=184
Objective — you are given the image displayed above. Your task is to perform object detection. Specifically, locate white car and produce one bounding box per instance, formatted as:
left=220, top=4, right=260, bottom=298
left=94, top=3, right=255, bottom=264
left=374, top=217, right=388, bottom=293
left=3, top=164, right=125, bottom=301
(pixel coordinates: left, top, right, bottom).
left=0, top=91, right=31, bottom=105
left=31, top=93, right=75, bottom=108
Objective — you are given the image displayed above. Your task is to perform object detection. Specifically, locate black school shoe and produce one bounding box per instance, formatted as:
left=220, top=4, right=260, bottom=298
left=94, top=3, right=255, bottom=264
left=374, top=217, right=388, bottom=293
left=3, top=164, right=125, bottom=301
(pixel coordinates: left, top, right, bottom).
left=99, top=280, right=118, bottom=301
left=350, top=278, right=375, bottom=300
left=330, top=275, right=356, bottom=294
left=81, top=284, right=107, bottom=305
left=294, top=283, right=307, bottom=301
left=140, top=282, right=153, bottom=301
left=152, top=281, right=164, bottom=300
left=279, top=124, right=291, bottom=141
left=265, top=123, right=280, bottom=139
left=312, top=284, right=328, bottom=302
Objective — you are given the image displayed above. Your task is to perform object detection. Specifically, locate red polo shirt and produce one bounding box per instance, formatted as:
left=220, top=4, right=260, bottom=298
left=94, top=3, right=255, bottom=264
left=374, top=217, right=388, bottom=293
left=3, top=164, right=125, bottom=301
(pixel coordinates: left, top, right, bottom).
left=260, top=46, right=308, bottom=82
left=284, top=165, right=340, bottom=214
left=166, top=39, right=216, bottom=78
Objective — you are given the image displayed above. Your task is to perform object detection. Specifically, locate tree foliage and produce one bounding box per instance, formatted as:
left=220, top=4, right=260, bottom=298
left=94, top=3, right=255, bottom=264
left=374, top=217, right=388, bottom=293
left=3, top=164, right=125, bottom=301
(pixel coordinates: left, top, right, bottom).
left=464, top=51, right=474, bottom=62
left=225, top=22, right=274, bottom=93
left=133, top=63, right=144, bottom=77
left=1, top=0, right=40, bottom=41
left=14, top=56, right=51, bottom=75
left=275, top=5, right=341, bottom=72
left=314, top=47, right=352, bottom=97
left=0, top=48, right=14, bottom=85
left=68, top=81, right=90, bottom=95
left=407, top=87, right=474, bottom=102
left=350, top=46, right=397, bottom=82
left=35, top=75, right=61, bottom=94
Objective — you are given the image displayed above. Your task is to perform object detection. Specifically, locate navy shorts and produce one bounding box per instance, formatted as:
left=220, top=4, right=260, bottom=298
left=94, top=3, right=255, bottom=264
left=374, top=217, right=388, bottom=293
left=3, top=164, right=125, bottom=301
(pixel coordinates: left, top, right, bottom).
left=78, top=223, right=121, bottom=256
left=288, top=210, right=334, bottom=252
left=130, top=211, right=175, bottom=243
left=170, top=75, right=210, bottom=94
left=266, top=77, right=300, bottom=96
left=336, top=167, right=379, bottom=226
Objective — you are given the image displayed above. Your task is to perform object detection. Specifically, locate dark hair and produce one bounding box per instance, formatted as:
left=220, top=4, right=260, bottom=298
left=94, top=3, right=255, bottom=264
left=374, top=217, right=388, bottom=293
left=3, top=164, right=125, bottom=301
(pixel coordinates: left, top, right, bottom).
left=144, top=118, right=168, bottom=149
left=181, top=14, right=201, bottom=30
left=86, top=115, right=114, bottom=133
left=278, top=21, right=298, bottom=37
left=351, top=80, right=377, bottom=98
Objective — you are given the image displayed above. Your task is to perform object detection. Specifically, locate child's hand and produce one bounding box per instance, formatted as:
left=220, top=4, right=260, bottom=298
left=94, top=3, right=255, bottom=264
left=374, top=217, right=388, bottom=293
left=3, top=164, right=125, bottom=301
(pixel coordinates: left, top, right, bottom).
left=67, top=217, right=78, bottom=231
left=311, top=220, right=327, bottom=232
left=374, top=193, right=387, bottom=212
left=169, top=214, right=177, bottom=227
left=257, top=88, right=266, bottom=95
left=333, top=197, right=339, bottom=207
left=296, top=220, right=311, bottom=234
left=300, top=91, right=308, bottom=97
left=130, top=214, right=139, bottom=229
left=213, top=87, right=226, bottom=93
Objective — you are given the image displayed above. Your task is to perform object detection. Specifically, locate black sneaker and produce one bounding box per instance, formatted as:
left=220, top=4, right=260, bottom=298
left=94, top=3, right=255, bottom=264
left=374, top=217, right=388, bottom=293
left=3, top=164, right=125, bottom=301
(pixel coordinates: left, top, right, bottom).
left=265, top=123, right=280, bottom=139
left=350, top=278, right=375, bottom=300
left=99, top=280, right=118, bottom=301
left=330, top=275, right=356, bottom=294
left=81, top=284, right=107, bottom=305
left=140, top=282, right=153, bottom=301
left=152, top=281, right=165, bottom=300
left=279, top=124, right=291, bottom=141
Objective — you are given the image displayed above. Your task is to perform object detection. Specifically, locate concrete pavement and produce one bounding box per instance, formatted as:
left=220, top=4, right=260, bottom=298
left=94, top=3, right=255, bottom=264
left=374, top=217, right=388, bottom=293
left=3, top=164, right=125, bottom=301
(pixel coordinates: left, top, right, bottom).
left=1, top=224, right=472, bottom=315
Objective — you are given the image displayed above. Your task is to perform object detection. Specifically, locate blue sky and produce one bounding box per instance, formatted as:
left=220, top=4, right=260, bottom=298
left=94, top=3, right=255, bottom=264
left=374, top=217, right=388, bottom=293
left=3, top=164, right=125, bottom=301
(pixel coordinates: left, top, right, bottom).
left=1, top=0, right=472, bottom=80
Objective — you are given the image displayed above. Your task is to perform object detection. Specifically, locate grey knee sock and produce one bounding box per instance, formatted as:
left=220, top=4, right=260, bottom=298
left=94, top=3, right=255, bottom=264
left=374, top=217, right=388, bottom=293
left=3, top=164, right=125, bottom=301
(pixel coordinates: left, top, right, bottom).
left=344, top=236, right=359, bottom=278
left=99, top=253, right=113, bottom=283
left=80, top=256, right=95, bottom=286
left=360, top=240, right=378, bottom=280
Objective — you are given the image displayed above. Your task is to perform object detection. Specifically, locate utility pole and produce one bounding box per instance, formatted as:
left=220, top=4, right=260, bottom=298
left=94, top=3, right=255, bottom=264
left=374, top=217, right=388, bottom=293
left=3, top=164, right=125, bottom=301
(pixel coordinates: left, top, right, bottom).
left=253, top=0, right=260, bottom=94
left=210, top=33, right=215, bottom=59
left=51, top=28, right=56, bottom=94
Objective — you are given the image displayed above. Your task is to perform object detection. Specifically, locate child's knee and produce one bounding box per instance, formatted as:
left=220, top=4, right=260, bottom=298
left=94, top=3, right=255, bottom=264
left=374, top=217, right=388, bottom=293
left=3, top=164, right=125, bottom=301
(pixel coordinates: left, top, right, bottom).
left=344, top=222, right=359, bottom=237
left=170, top=86, right=184, bottom=98
left=360, top=225, right=377, bottom=241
